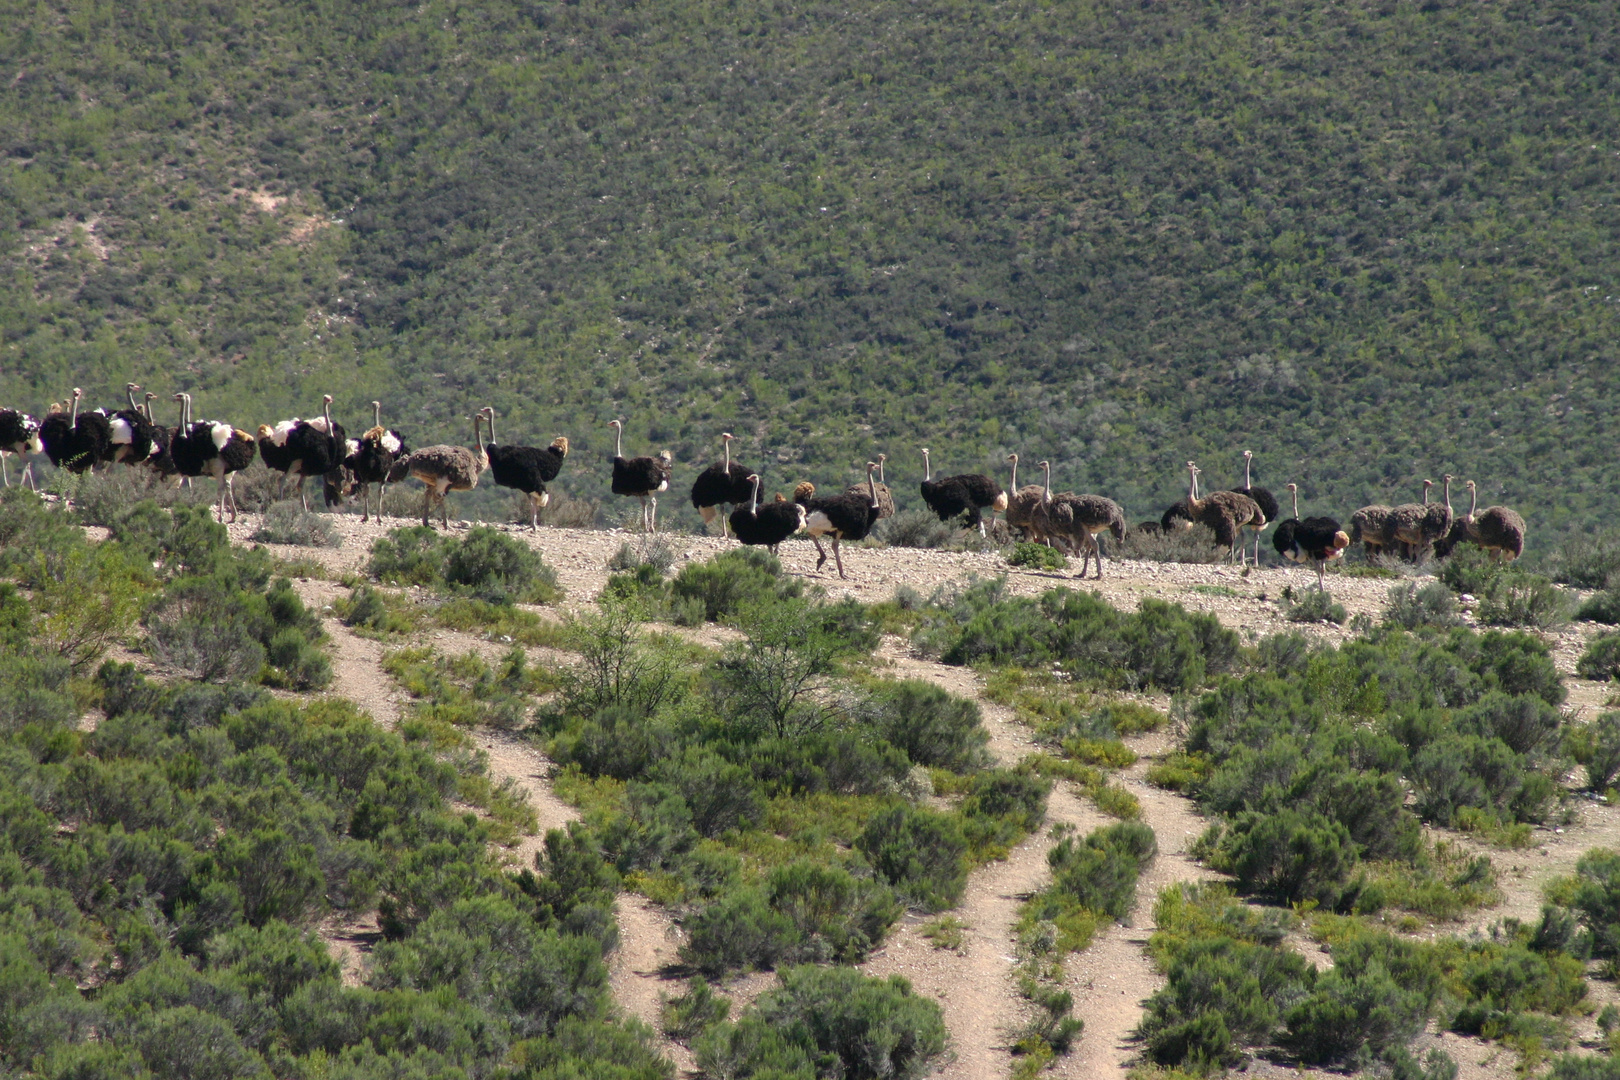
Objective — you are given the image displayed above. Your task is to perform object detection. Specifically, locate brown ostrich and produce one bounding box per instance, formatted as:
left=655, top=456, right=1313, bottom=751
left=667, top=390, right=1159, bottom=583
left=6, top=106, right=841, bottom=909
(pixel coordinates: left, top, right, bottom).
left=1182, top=462, right=1264, bottom=563
left=404, top=414, right=489, bottom=529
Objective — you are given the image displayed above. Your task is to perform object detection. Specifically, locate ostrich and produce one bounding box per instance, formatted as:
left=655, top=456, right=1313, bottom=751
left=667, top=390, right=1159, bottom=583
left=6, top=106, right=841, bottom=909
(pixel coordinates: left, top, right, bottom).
left=258, top=395, right=347, bottom=511
left=1274, top=483, right=1350, bottom=590
left=1380, top=480, right=1435, bottom=561
left=1159, top=501, right=1195, bottom=533
left=482, top=406, right=567, bottom=530
left=846, top=453, right=896, bottom=519
left=343, top=401, right=411, bottom=523
left=919, top=448, right=1007, bottom=537
left=1419, top=474, right=1456, bottom=554
left=1350, top=504, right=1394, bottom=558
left=608, top=419, right=673, bottom=533
left=0, top=410, right=42, bottom=490
left=169, top=393, right=257, bottom=522
left=794, top=462, right=882, bottom=579
left=1222, top=450, right=1280, bottom=566
left=101, top=384, right=163, bottom=467
left=1182, top=462, right=1264, bottom=563
left=1004, top=454, right=1049, bottom=544
left=138, top=391, right=180, bottom=484
left=404, top=414, right=489, bottom=529
left=730, top=473, right=807, bottom=554
left=1438, top=480, right=1525, bottom=563
left=1035, top=461, right=1127, bottom=580
left=39, top=388, right=113, bottom=474
left=690, top=432, right=755, bottom=536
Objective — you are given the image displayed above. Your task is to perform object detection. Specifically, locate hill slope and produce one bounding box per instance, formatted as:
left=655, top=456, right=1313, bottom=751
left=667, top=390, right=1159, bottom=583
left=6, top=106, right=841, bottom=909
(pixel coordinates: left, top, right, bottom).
left=2, top=0, right=1617, bottom=534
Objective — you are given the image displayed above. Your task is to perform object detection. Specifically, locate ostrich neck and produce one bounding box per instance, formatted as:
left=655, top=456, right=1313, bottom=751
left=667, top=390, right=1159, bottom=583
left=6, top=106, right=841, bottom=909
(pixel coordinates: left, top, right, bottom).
left=878, top=459, right=887, bottom=484
left=473, top=415, right=485, bottom=457
left=1292, top=488, right=1300, bottom=519
left=1469, top=486, right=1478, bottom=518
left=1008, top=459, right=1017, bottom=490
left=127, top=386, right=138, bottom=410
left=1245, top=456, right=1253, bottom=488
left=750, top=476, right=760, bottom=514
left=1042, top=464, right=1051, bottom=502
left=486, top=412, right=498, bottom=444
left=867, top=470, right=878, bottom=508
left=70, top=395, right=79, bottom=425
left=373, top=402, right=382, bottom=429
left=614, top=425, right=623, bottom=459
left=1443, top=477, right=1452, bottom=513
left=923, top=452, right=931, bottom=482
left=723, top=439, right=730, bottom=472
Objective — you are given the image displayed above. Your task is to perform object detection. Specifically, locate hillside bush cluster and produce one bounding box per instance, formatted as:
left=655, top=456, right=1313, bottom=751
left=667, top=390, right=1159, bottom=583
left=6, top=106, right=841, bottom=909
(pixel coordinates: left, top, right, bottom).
left=367, top=525, right=562, bottom=605
left=1139, top=884, right=1584, bottom=1073
left=913, top=578, right=1239, bottom=691
left=538, top=583, right=1045, bottom=980
left=1180, top=625, right=1565, bottom=912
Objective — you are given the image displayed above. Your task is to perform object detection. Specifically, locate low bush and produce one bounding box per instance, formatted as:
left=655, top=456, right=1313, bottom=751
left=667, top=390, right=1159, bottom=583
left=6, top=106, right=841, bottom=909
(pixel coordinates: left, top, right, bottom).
left=1566, top=848, right=1620, bottom=959
left=861, top=680, right=992, bottom=772
left=1545, top=529, right=1620, bottom=589
left=1386, top=581, right=1461, bottom=629
left=1578, top=634, right=1620, bottom=682
left=1007, top=542, right=1066, bottom=570
left=1477, top=571, right=1570, bottom=629
left=876, top=509, right=957, bottom=549
left=1281, top=586, right=1347, bottom=625
left=249, top=503, right=340, bottom=547
left=662, top=977, right=730, bottom=1040
left=1569, top=713, right=1620, bottom=792
left=857, top=805, right=970, bottom=911
left=1441, top=545, right=1502, bottom=596
left=1206, top=808, right=1358, bottom=908
left=1577, top=590, right=1620, bottom=625
left=607, top=535, right=675, bottom=575
left=695, top=966, right=948, bottom=1080
left=335, top=584, right=418, bottom=635
left=368, top=525, right=561, bottom=604
left=669, top=548, right=802, bottom=622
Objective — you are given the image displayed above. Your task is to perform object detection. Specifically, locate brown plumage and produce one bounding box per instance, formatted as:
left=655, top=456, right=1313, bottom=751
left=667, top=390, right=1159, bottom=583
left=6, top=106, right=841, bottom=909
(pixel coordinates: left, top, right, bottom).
left=1182, top=463, right=1263, bottom=562
left=1004, top=454, right=1049, bottom=544
left=404, top=414, right=489, bottom=528
left=846, top=453, right=896, bottom=519
left=1440, top=480, right=1526, bottom=563
left=1033, top=461, right=1126, bottom=579
left=1380, top=479, right=1435, bottom=560
left=1350, top=504, right=1393, bottom=557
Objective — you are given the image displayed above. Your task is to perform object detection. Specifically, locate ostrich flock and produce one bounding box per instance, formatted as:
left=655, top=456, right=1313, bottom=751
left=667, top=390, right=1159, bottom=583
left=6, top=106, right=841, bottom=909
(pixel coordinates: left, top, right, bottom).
left=0, top=389, right=1525, bottom=584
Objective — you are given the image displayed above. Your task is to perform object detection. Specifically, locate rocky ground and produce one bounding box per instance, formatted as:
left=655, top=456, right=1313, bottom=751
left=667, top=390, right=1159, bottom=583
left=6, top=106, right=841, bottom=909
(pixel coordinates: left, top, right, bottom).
left=234, top=510, right=1615, bottom=1079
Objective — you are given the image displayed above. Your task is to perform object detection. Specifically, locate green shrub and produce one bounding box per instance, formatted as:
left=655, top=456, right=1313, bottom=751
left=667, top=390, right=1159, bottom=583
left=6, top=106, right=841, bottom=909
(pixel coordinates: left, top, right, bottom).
left=862, top=680, right=991, bottom=772
left=1044, top=821, right=1157, bottom=921
left=699, top=966, right=948, bottom=1080
left=367, top=525, right=561, bottom=604
left=856, top=805, right=970, bottom=911
left=1550, top=1056, right=1620, bottom=1080
left=1441, top=544, right=1502, bottom=596
left=249, top=503, right=340, bottom=547
left=1410, top=734, right=1556, bottom=827
left=608, top=536, right=675, bottom=575
left=715, top=599, right=856, bottom=739
left=662, top=977, right=730, bottom=1040
left=680, top=888, right=799, bottom=976
left=670, top=548, right=802, bottom=622
left=1007, top=542, right=1066, bottom=570
left=1454, top=691, right=1562, bottom=756
left=1545, top=530, right=1620, bottom=589
left=1577, top=590, right=1620, bottom=625
left=1569, top=713, right=1620, bottom=792
left=876, top=509, right=957, bottom=549
left=1386, top=581, right=1461, bottom=629
left=1281, top=586, right=1347, bottom=625
left=764, top=861, right=902, bottom=964
left=1578, top=633, right=1620, bottom=681
left=1568, top=848, right=1620, bottom=959
left=335, top=584, right=417, bottom=635
left=1208, top=808, right=1358, bottom=907
left=1477, top=571, right=1570, bottom=629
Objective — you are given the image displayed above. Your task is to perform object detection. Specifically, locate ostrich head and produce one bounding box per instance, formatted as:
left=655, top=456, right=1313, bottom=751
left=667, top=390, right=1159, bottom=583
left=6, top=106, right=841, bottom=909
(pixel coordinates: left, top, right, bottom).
left=550, top=436, right=569, bottom=455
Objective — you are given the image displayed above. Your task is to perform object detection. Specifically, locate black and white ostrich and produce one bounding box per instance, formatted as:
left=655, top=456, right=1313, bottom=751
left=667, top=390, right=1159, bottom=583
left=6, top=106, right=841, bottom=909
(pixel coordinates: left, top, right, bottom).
left=794, top=461, right=882, bottom=579
left=482, top=406, right=568, bottom=530
left=256, top=394, right=347, bottom=511
left=1218, top=450, right=1280, bottom=566
left=169, top=393, right=257, bottom=523
left=919, top=448, right=1007, bottom=537
left=608, top=418, right=673, bottom=533
left=0, top=410, right=42, bottom=490
left=690, top=432, right=755, bottom=537
left=39, top=388, right=113, bottom=474
left=99, top=383, right=164, bottom=467
left=1273, top=482, right=1350, bottom=590
left=343, top=401, right=411, bottom=523
left=730, top=473, right=806, bottom=554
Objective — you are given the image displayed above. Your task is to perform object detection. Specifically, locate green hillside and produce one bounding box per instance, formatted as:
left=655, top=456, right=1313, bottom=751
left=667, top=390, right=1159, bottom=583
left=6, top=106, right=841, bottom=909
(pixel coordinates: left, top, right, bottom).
left=2, top=0, right=1617, bottom=536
